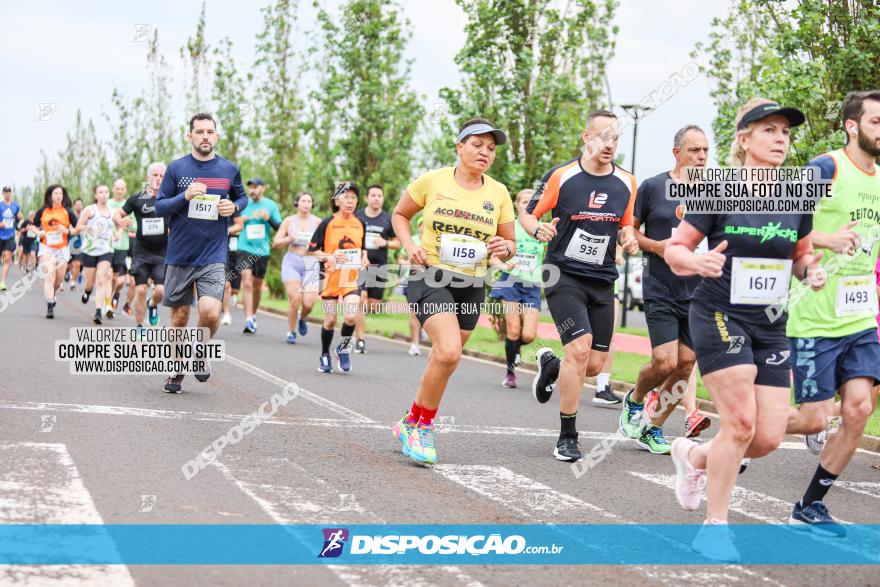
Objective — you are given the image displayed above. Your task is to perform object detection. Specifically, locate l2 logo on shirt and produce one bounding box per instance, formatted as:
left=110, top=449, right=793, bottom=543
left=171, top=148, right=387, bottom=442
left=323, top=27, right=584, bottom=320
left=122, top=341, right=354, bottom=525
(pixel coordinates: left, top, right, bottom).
left=588, top=191, right=608, bottom=209
left=318, top=528, right=349, bottom=558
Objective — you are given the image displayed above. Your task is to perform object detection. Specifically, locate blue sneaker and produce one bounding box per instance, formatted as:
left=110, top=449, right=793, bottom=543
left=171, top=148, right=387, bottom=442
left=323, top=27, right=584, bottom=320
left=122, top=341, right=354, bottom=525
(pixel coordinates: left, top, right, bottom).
left=790, top=500, right=846, bottom=537
left=298, top=318, right=308, bottom=336
left=318, top=354, right=332, bottom=373
left=335, top=343, right=352, bottom=373
left=243, top=317, right=256, bottom=334
left=286, top=331, right=297, bottom=344
left=147, top=303, right=159, bottom=326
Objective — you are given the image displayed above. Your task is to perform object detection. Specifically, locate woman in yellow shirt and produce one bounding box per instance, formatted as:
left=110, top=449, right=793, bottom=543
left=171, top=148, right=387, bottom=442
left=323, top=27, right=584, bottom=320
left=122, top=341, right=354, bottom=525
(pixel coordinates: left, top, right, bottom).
left=391, top=118, right=516, bottom=464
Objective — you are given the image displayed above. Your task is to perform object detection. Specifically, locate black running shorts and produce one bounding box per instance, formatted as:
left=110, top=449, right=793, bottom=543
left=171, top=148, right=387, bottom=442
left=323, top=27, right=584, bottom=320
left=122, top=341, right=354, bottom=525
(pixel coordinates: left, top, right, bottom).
left=545, top=269, right=615, bottom=350
left=406, top=267, right=485, bottom=331
left=645, top=298, right=693, bottom=350
left=689, top=301, right=790, bottom=387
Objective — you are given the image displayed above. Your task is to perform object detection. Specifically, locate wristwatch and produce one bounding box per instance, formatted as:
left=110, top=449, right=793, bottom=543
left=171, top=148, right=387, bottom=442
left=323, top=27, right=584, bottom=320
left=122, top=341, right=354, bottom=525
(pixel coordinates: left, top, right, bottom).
left=533, top=225, right=540, bottom=239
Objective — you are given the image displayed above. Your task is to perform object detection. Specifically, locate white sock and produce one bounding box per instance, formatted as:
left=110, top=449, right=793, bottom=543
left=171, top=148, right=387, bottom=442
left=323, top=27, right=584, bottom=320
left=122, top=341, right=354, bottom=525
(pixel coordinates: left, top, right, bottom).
left=596, top=372, right=610, bottom=390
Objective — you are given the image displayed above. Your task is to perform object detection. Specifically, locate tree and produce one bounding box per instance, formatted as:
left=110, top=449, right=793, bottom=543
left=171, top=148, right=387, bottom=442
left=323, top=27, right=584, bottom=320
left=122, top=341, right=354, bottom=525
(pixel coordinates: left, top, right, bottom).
left=254, top=0, right=304, bottom=208
left=105, top=88, right=148, bottom=190
left=181, top=1, right=211, bottom=115
left=437, top=0, right=619, bottom=189
left=212, top=37, right=251, bottom=166
left=693, top=0, right=880, bottom=166
left=144, top=28, right=178, bottom=164
left=41, top=110, right=110, bottom=203
left=306, top=0, right=425, bottom=208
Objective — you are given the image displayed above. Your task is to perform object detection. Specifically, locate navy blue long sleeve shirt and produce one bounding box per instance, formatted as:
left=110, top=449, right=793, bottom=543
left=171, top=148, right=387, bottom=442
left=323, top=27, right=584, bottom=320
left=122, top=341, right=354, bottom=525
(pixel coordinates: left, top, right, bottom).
left=156, top=154, right=249, bottom=266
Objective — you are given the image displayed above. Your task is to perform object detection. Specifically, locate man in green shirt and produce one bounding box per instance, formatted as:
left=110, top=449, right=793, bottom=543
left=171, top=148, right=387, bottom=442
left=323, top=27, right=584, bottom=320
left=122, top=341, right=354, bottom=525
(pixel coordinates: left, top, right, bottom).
left=785, top=90, right=880, bottom=536
left=238, top=177, right=282, bottom=334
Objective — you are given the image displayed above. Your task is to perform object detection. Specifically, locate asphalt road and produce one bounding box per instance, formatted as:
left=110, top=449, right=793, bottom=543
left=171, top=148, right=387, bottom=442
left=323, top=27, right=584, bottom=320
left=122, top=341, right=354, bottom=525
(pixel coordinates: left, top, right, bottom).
left=1, top=263, right=878, bottom=586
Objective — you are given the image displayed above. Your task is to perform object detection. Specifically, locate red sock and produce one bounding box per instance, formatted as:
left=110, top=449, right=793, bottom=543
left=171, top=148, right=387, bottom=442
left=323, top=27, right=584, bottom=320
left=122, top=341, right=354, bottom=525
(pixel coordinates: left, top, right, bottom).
left=419, top=406, right=438, bottom=426
left=405, top=402, right=421, bottom=426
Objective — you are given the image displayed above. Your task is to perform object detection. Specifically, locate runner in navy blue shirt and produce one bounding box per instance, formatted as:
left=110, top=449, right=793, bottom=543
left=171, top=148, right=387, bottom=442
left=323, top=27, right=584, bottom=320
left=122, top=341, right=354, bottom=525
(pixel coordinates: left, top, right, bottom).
left=155, top=112, right=248, bottom=393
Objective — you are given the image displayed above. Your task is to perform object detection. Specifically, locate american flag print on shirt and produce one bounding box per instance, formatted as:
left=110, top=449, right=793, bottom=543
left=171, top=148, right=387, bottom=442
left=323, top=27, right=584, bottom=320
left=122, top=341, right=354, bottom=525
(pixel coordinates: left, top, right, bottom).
left=177, top=177, right=232, bottom=191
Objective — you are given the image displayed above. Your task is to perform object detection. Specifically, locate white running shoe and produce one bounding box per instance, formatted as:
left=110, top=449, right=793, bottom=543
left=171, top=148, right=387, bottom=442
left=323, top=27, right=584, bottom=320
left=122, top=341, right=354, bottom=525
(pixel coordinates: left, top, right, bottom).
left=671, top=437, right=706, bottom=511
left=408, top=343, right=420, bottom=356
left=220, top=312, right=232, bottom=326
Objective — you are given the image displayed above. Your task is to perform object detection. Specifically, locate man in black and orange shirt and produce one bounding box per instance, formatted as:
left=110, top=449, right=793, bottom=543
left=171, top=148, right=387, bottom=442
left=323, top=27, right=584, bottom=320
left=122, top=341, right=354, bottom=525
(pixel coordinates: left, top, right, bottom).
left=309, top=183, right=369, bottom=374
left=521, top=109, right=639, bottom=462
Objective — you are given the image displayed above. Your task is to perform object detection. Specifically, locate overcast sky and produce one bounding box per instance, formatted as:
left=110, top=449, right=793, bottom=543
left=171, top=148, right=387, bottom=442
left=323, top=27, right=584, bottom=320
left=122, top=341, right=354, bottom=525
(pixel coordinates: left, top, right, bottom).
left=0, top=0, right=729, bottom=193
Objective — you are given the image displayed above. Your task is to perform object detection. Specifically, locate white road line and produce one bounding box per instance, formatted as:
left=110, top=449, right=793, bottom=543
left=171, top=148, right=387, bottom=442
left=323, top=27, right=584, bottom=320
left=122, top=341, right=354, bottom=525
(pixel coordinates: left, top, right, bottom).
left=836, top=481, right=880, bottom=500
left=225, top=354, right=374, bottom=423
left=213, top=457, right=483, bottom=587
left=0, top=400, right=385, bottom=429
left=0, top=401, right=862, bottom=462
left=432, top=465, right=780, bottom=586
left=629, top=471, right=816, bottom=525
left=0, top=443, right=134, bottom=586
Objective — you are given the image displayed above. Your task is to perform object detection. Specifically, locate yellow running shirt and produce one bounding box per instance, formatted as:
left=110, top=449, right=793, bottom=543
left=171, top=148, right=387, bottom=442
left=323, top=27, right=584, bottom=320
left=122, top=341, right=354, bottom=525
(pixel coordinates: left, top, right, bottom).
left=406, top=167, right=514, bottom=276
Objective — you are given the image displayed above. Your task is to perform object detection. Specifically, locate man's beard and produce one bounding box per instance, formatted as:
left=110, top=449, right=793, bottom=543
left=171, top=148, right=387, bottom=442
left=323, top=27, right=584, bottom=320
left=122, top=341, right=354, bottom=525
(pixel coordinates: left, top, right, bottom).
left=197, top=142, right=214, bottom=154
left=857, top=127, right=880, bottom=157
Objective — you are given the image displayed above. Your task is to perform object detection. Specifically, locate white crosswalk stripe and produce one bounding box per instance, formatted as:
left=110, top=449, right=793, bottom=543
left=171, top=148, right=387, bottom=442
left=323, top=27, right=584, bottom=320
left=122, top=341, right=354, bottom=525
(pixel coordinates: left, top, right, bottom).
left=212, top=456, right=483, bottom=587
left=630, top=471, right=880, bottom=563
left=433, top=464, right=784, bottom=586
left=0, top=443, right=135, bottom=586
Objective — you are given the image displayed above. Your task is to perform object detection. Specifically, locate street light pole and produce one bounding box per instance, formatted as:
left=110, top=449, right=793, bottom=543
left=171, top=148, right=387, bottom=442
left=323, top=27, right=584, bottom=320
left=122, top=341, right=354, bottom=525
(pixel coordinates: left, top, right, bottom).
left=618, top=104, right=653, bottom=328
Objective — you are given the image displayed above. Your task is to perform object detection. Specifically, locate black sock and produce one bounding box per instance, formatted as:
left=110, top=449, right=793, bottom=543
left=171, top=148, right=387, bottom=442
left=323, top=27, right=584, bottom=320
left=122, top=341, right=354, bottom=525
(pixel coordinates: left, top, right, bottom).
left=560, top=412, right=577, bottom=438
left=515, top=338, right=524, bottom=356
left=505, top=338, right=518, bottom=375
left=801, top=464, right=838, bottom=506
left=340, top=323, right=354, bottom=349
left=321, top=327, right=334, bottom=354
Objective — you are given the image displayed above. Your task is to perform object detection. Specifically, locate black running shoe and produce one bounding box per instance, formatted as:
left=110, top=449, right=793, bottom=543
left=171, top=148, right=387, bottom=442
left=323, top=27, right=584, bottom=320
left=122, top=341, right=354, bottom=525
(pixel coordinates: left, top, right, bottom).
left=592, top=384, right=622, bottom=407
left=46, top=302, right=55, bottom=319
left=163, top=374, right=184, bottom=393
left=790, top=500, right=846, bottom=537
left=553, top=435, right=582, bottom=462
left=93, top=309, right=102, bottom=325
left=112, top=292, right=119, bottom=309
left=194, top=366, right=211, bottom=383
left=532, top=347, right=560, bottom=404
left=355, top=339, right=366, bottom=354
left=739, top=458, right=751, bottom=474
left=81, top=290, right=91, bottom=304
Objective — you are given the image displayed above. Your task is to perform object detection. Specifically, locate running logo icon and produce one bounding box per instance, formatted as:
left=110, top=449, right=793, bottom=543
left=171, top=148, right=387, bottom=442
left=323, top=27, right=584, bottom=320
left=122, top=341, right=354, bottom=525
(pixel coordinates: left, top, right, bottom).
left=318, top=528, right=349, bottom=558
left=765, top=350, right=790, bottom=366
left=727, top=336, right=745, bottom=354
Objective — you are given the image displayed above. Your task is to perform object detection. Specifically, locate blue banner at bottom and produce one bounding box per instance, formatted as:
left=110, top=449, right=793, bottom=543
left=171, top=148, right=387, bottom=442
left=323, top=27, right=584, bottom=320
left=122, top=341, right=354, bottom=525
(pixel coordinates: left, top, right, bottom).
left=0, top=524, right=877, bottom=565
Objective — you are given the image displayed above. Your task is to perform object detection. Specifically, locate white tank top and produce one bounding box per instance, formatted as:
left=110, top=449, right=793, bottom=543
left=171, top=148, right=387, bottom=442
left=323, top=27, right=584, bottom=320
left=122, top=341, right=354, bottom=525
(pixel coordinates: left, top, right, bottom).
left=81, top=204, right=114, bottom=256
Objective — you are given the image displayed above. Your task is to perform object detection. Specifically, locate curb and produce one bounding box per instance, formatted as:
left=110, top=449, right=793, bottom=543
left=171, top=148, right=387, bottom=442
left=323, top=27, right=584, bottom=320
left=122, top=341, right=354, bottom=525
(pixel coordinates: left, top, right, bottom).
left=257, top=304, right=880, bottom=454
